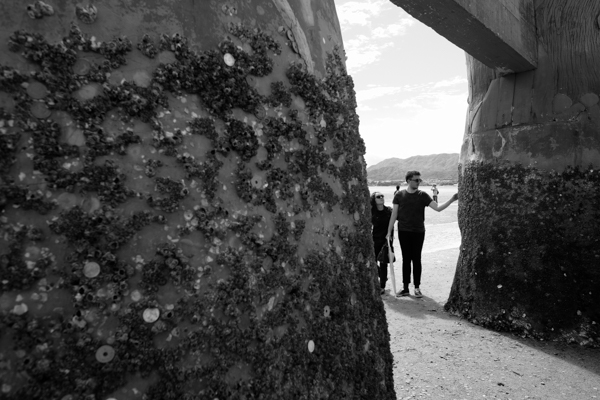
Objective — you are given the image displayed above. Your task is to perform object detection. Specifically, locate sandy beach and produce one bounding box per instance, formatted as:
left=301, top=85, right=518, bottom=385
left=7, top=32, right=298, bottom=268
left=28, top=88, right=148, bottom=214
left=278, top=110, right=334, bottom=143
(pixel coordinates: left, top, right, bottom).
left=369, top=186, right=600, bottom=399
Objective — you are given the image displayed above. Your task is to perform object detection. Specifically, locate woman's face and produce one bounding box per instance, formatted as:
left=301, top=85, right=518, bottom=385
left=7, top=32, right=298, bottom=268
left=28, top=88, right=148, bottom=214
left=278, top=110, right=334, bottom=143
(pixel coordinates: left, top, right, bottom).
left=374, top=192, right=385, bottom=205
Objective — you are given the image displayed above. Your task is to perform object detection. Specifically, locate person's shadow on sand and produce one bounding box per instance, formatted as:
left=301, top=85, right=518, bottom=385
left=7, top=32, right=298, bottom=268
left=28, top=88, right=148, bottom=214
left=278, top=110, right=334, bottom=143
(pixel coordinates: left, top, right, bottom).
left=381, top=292, right=452, bottom=321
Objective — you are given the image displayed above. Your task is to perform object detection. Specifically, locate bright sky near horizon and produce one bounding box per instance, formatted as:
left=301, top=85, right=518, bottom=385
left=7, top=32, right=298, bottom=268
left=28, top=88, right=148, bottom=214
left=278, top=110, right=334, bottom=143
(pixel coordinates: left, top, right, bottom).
left=333, top=0, right=469, bottom=167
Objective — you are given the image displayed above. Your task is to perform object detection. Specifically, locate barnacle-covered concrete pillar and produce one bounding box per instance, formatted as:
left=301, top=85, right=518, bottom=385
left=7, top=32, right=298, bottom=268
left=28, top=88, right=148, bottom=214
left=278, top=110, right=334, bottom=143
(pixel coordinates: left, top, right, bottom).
left=445, top=1, right=600, bottom=346
left=0, top=1, right=396, bottom=398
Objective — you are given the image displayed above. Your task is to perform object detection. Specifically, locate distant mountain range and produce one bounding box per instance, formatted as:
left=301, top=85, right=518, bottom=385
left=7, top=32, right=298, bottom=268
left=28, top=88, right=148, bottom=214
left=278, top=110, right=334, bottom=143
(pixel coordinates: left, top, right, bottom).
left=367, top=153, right=459, bottom=183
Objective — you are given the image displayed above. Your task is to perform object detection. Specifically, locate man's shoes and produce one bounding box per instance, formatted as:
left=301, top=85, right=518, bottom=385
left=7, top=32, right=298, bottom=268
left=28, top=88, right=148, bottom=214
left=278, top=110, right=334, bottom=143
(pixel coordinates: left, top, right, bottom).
left=380, top=288, right=386, bottom=295
left=414, top=288, right=423, bottom=298
left=397, top=289, right=410, bottom=297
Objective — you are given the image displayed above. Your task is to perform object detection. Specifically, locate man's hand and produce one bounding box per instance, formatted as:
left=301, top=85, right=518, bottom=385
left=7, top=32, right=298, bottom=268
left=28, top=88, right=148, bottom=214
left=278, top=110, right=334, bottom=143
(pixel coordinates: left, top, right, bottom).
left=451, top=193, right=458, bottom=201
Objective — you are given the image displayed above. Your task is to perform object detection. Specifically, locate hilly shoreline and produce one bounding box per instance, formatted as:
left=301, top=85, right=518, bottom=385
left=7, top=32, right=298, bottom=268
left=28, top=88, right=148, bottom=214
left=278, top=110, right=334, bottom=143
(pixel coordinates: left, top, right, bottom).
left=367, top=153, right=459, bottom=185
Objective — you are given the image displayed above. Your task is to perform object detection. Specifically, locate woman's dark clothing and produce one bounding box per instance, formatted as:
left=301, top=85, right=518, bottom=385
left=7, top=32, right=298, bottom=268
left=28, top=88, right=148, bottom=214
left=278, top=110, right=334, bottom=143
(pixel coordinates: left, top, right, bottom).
left=372, top=206, right=393, bottom=289
left=398, top=231, right=425, bottom=287
left=373, top=239, right=388, bottom=289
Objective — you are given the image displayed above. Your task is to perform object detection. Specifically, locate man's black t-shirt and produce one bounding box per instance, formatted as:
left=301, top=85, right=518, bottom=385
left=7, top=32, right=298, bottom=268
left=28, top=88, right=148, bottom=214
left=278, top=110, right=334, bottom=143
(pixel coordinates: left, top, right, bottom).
left=392, top=189, right=433, bottom=233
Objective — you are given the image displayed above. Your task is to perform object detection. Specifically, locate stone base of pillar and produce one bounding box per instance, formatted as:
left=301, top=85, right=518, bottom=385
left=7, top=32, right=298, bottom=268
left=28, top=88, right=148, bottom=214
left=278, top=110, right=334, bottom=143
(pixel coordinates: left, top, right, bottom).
left=446, top=161, right=600, bottom=347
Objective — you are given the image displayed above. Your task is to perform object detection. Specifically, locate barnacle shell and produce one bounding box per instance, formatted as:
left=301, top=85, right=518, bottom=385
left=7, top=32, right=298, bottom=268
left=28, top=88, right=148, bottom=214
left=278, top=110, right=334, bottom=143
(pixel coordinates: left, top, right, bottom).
left=133, top=70, right=152, bottom=87
left=56, top=193, right=78, bottom=209
left=130, top=290, right=142, bottom=302
left=72, top=58, right=91, bottom=75
left=221, top=4, right=237, bottom=15
left=224, top=53, right=235, bottom=67
left=30, top=101, right=51, bottom=119
left=12, top=303, right=28, bottom=315
left=75, top=83, right=101, bottom=101
left=81, top=196, right=100, bottom=212
left=26, top=81, right=48, bottom=99
left=27, top=1, right=54, bottom=19
left=83, top=261, right=100, bottom=278
left=143, top=307, right=160, bottom=323
left=75, top=4, right=98, bottom=24
left=95, top=345, right=115, bottom=363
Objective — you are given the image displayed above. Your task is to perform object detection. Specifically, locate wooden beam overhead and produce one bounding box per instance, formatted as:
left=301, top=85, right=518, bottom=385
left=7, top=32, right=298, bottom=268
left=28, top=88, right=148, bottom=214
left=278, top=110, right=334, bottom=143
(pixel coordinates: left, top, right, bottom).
left=389, top=0, right=538, bottom=73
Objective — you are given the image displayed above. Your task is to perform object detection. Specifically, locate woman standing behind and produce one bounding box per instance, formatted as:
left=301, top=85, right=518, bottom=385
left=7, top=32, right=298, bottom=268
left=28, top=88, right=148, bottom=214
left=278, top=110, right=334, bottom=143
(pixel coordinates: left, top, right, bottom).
left=371, top=191, right=394, bottom=295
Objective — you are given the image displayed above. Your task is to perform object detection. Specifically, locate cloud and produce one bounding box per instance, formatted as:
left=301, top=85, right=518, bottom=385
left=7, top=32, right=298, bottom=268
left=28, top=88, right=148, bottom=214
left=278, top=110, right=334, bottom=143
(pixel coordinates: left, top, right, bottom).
left=343, top=36, right=393, bottom=73
left=372, top=20, right=414, bottom=38
left=357, top=86, right=403, bottom=103
left=336, top=0, right=388, bottom=26
left=393, top=96, right=426, bottom=110
left=336, top=1, right=416, bottom=74
left=433, top=76, right=468, bottom=88
left=356, top=77, right=467, bottom=104
left=359, top=91, right=469, bottom=165
left=334, top=0, right=469, bottom=165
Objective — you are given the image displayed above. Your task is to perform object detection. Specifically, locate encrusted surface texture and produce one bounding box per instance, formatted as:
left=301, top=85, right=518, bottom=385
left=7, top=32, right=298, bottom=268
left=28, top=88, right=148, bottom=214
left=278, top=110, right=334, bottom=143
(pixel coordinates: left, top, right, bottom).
left=449, top=1, right=600, bottom=348
left=447, top=162, right=600, bottom=346
left=0, top=1, right=396, bottom=399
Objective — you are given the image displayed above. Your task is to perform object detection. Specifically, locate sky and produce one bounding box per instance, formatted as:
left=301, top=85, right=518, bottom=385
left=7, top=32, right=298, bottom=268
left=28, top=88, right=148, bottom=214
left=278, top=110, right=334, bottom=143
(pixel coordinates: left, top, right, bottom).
left=333, top=0, right=469, bottom=167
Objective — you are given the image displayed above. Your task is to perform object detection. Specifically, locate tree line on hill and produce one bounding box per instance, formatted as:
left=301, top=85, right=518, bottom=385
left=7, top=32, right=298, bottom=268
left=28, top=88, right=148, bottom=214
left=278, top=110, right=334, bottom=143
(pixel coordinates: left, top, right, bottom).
left=366, top=153, right=459, bottom=185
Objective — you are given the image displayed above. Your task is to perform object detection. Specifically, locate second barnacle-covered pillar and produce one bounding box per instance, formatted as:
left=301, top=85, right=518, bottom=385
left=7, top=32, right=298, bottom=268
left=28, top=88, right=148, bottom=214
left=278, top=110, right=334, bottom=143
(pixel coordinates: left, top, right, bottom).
left=0, top=1, right=396, bottom=399
left=446, top=1, right=600, bottom=346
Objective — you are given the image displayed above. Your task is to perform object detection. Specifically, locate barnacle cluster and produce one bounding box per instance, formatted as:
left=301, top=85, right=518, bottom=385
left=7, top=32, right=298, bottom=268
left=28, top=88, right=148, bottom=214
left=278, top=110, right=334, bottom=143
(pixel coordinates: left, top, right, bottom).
left=94, top=36, right=133, bottom=69
left=268, top=81, right=293, bottom=107
left=0, top=183, right=55, bottom=214
left=0, top=66, right=29, bottom=92
left=84, top=126, right=142, bottom=158
left=222, top=118, right=259, bottom=162
left=151, top=126, right=183, bottom=156
left=140, top=243, right=195, bottom=293
left=0, top=224, right=49, bottom=291
left=49, top=206, right=152, bottom=252
left=0, top=9, right=394, bottom=399
left=26, top=1, right=54, bottom=19
left=234, top=163, right=277, bottom=213
left=0, top=111, right=22, bottom=178
left=75, top=3, right=98, bottom=24
left=153, top=34, right=271, bottom=116
left=176, top=152, right=222, bottom=200
left=144, top=158, right=163, bottom=178
left=78, top=161, right=136, bottom=206
left=8, top=30, right=78, bottom=73
left=137, top=34, right=159, bottom=58
left=147, top=176, right=188, bottom=213
left=447, top=162, right=600, bottom=346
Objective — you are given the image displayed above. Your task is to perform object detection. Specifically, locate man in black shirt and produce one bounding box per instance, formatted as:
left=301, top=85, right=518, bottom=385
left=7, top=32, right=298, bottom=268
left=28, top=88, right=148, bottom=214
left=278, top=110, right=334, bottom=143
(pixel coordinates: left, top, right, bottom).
left=386, top=171, right=458, bottom=297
